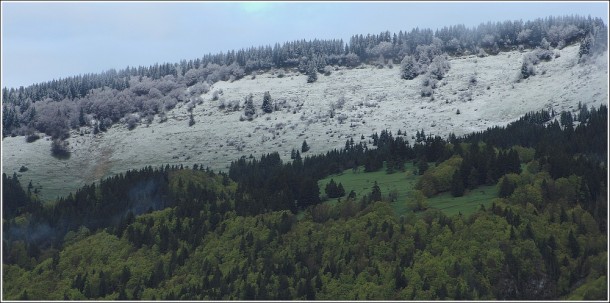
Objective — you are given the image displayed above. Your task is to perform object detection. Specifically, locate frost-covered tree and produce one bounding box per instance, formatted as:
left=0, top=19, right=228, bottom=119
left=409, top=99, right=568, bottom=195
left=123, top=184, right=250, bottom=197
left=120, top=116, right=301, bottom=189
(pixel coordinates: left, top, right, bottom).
left=517, top=29, right=533, bottom=46
left=343, top=53, right=360, bottom=68
left=427, top=55, right=451, bottom=80
left=188, top=112, right=195, bottom=126
left=420, top=85, right=433, bottom=97
left=124, top=113, right=140, bottom=130
left=400, top=55, right=418, bottom=80
left=189, top=82, right=210, bottom=96
left=368, top=41, right=394, bottom=59
left=261, top=91, right=273, bottom=113
left=540, top=38, right=551, bottom=50
left=520, top=58, right=535, bottom=79
left=306, top=61, right=318, bottom=83
left=243, top=94, right=256, bottom=120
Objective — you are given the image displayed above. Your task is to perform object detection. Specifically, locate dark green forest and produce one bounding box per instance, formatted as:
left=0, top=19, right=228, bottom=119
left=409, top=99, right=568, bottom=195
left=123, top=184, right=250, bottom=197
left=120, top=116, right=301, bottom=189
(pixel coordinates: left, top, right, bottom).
left=2, top=105, right=607, bottom=300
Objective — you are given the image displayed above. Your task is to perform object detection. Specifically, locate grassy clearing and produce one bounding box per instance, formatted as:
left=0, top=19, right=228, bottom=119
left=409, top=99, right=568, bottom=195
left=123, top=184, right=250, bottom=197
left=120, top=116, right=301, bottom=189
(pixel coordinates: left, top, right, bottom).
left=427, top=185, right=497, bottom=216
left=318, top=162, right=498, bottom=217
left=318, top=162, right=418, bottom=202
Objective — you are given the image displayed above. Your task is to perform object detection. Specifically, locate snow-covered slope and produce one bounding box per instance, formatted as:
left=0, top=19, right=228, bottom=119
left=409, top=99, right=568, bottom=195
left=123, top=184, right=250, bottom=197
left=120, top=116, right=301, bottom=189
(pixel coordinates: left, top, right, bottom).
left=3, top=44, right=608, bottom=201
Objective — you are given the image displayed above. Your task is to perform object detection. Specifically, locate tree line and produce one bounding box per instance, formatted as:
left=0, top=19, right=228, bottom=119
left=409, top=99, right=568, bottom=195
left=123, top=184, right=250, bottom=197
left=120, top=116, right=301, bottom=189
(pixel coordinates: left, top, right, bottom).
left=2, top=15, right=606, bottom=139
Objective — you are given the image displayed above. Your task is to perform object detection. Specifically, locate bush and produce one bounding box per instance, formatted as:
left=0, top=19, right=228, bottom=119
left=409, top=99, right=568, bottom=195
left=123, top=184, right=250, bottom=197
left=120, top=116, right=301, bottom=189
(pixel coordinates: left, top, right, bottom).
left=158, top=112, right=168, bottom=123
left=420, top=86, right=433, bottom=97
left=19, top=165, right=28, bottom=172
left=51, top=139, right=71, bottom=159
left=406, top=190, right=428, bottom=211
left=188, top=113, right=195, bottom=127
left=533, top=48, right=554, bottom=62
left=125, top=113, right=140, bottom=130
left=25, top=133, right=40, bottom=143
left=343, top=52, right=360, bottom=68
left=323, top=66, right=333, bottom=76
left=520, top=60, right=535, bottom=79
left=307, top=69, right=318, bottom=83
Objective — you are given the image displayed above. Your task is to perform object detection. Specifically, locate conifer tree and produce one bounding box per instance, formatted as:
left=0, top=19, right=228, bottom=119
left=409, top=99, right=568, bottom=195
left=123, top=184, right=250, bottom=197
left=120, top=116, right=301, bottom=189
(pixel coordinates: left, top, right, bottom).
left=306, top=61, right=318, bottom=83
left=498, top=176, right=515, bottom=198
left=301, top=140, right=310, bottom=153
left=243, top=94, right=256, bottom=120
left=451, top=170, right=465, bottom=197
left=261, top=91, right=273, bottom=113
left=568, top=229, right=580, bottom=258
left=371, top=181, right=382, bottom=202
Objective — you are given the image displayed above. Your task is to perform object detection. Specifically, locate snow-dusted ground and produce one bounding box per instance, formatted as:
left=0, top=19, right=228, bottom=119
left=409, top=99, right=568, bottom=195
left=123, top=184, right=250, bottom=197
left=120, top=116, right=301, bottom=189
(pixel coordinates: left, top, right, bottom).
left=3, top=44, right=608, bottom=202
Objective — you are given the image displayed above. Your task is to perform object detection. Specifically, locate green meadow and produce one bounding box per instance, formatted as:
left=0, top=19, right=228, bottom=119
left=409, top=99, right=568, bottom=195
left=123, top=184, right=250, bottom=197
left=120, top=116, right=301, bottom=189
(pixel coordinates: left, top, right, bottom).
left=318, top=162, right=498, bottom=217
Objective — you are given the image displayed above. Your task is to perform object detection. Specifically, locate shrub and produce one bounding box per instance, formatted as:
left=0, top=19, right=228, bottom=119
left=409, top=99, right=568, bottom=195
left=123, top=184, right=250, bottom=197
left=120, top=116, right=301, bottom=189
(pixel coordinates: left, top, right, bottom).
left=188, top=113, right=195, bottom=127
left=469, top=74, right=477, bottom=85
left=420, top=86, right=433, bottom=97
left=158, top=112, right=168, bottom=123
left=19, top=165, right=28, bottom=172
left=307, top=68, right=318, bottom=83
left=51, top=139, right=71, bottom=159
left=533, top=48, right=554, bottom=62
left=343, top=52, right=360, bottom=68
left=520, top=60, right=535, bottom=79
left=212, top=90, right=220, bottom=101
left=25, top=133, right=40, bottom=143
left=406, top=190, right=428, bottom=211
left=323, top=66, right=333, bottom=76
left=125, top=113, right=140, bottom=130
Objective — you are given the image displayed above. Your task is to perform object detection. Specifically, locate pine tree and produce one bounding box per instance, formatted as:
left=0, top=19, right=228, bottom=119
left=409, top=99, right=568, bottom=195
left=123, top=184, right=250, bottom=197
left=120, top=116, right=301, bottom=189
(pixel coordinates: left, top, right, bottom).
left=261, top=91, right=273, bottom=113
left=560, top=206, right=568, bottom=223
left=337, top=183, right=345, bottom=197
left=188, top=112, right=195, bottom=126
left=243, top=94, right=256, bottom=120
left=498, top=176, right=515, bottom=198
left=417, top=157, right=429, bottom=175
left=451, top=170, right=465, bottom=197
left=568, top=229, right=580, bottom=258
left=394, top=266, right=406, bottom=289
left=400, top=55, right=418, bottom=80
left=301, top=140, right=310, bottom=153
left=325, top=179, right=339, bottom=198
left=371, top=181, right=382, bottom=202
left=79, top=106, right=86, bottom=126
left=306, top=60, right=318, bottom=83
left=467, top=167, right=479, bottom=190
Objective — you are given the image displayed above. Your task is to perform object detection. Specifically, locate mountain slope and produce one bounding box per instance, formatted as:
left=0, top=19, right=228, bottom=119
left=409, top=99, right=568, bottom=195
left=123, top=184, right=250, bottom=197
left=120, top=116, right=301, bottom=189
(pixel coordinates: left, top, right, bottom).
left=2, top=44, right=607, bottom=201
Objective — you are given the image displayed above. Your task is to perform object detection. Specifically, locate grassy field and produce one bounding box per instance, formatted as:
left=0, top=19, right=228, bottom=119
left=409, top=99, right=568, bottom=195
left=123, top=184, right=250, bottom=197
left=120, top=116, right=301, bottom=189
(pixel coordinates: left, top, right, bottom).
left=427, top=185, right=497, bottom=216
left=318, top=162, right=419, bottom=202
left=318, top=162, right=498, bottom=217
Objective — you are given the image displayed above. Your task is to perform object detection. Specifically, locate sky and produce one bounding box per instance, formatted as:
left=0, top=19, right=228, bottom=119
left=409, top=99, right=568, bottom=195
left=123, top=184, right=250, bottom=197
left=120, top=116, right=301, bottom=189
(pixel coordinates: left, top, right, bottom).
left=2, top=1, right=608, bottom=89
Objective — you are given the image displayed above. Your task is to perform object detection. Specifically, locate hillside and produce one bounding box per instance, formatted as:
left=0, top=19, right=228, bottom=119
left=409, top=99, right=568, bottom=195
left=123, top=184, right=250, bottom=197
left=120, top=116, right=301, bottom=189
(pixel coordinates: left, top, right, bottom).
left=3, top=96, right=607, bottom=300
left=2, top=43, right=608, bottom=202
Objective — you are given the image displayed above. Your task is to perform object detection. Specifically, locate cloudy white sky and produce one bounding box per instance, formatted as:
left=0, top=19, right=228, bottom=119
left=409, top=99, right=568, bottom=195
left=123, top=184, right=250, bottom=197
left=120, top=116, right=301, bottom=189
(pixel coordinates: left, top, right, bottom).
left=2, top=1, right=608, bottom=88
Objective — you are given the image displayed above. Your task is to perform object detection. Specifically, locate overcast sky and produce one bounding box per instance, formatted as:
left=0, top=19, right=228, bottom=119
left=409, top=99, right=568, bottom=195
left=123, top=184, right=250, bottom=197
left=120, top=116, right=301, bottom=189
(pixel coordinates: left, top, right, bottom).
left=2, top=1, right=608, bottom=89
